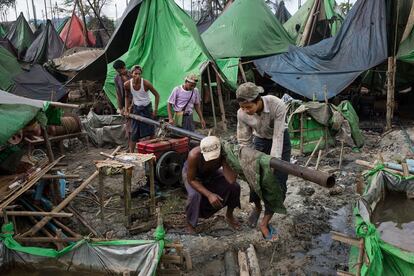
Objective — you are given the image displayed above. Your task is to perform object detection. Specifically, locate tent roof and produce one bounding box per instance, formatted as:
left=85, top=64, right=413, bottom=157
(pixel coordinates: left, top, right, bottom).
left=24, top=20, right=64, bottom=64
left=0, top=46, right=23, bottom=91
left=101, top=0, right=211, bottom=115
left=255, top=0, right=387, bottom=101
left=60, top=14, right=96, bottom=48
left=0, top=39, right=17, bottom=57
left=6, top=13, right=35, bottom=59
left=283, top=0, right=342, bottom=46
left=201, top=0, right=294, bottom=59
left=275, top=1, right=291, bottom=24
left=0, top=24, right=6, bottom=38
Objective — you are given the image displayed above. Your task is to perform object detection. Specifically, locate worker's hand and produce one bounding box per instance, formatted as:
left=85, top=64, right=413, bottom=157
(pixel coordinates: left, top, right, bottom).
left=168, top=118, right=174, bottom=125
left=208, top=193, right=223, bottom=209
left=200, top=119, right=206, bottom=129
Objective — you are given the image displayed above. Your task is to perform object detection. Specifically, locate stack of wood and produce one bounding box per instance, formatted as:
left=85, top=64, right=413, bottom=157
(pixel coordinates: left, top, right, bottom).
left=0, top=147, right=122, bottom=249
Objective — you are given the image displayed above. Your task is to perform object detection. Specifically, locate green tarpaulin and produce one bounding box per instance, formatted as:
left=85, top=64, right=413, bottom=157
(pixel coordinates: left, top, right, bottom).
left=201, top=0, right=294, bottom=59
left=6, top=13, right=34, bottom=59
left=283, top=0, right=342, bottom=45
left=0, top=46, right=23, bottom=91
left=350, top=167, right=414, bottom=275
left=216, top=58, right=239, bottom=89
left=0, top=24, right=6, bottom=38
left=103, top=0, right=211, bottom=116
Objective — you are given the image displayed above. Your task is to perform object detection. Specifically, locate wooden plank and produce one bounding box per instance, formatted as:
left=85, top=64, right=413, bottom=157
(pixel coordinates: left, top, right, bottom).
left=0, top=156, right=65, bottom=210
left=123, top=167, right=133, bottom=228
left=315, top=150, right=323, bottom=170
left=238, top=250, right=250, bottom=276
left=99, top=167, right=104, bottom=220
left=246, top=244, right=261, bottom=276
left=41, top=174, right=80, bottom=179
left=149, top=158, right=156, bottom=215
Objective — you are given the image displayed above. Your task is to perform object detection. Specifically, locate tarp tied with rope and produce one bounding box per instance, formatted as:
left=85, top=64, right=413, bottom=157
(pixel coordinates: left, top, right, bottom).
left=255, top=0, right=387, bottom=101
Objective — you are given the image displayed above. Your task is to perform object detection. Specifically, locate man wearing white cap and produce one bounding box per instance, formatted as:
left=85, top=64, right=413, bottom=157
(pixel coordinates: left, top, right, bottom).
left=183, top=136, right=241, bottom=233
left=167, top=74, right=206, bottom=131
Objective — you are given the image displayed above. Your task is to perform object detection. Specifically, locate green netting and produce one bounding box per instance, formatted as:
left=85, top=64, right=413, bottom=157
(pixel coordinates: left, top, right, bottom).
left=216, top=58, right=239, bottom=89
left=201, top=0, right=294, bottom=59
left=0, top=24, right=6, bottom=38
left=103, top=0, right=211, bottom=116
left=351, top=167, right=414, bottom=275
left=0, top=46, right=23, bottom=91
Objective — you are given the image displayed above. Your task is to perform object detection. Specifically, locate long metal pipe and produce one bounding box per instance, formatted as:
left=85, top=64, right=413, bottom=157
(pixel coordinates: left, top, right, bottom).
left=127, top=114, right=335, bottom=188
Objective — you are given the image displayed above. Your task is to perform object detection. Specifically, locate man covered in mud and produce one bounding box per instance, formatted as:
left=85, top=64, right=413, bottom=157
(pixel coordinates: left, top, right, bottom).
left=236, top=82, right=291, bottom=241
left=183, top=136, right=241, bottom=233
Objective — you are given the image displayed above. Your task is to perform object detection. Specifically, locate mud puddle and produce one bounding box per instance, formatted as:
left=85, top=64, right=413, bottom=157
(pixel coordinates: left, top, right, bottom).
left=373, top=191, right=414, bottom=252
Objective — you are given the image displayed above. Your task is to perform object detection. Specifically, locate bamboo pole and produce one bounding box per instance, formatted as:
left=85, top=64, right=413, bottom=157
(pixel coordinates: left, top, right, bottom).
left=238, top=250, right=250, bottom=276
left=21, top=147, right=121, bottom=237
left=338, top=141, right=345, bottom=170
left=216, top=72, right=227, bottom=131
left=386, top=57, right=396, bottom=130
left=315, top=150, right=322, bottom=170
left=239, top=62, right=247, bottom=83
left=123, top=167, right=132, bottom=227
left=246, top=244, right=261, bottom=276
left=305, top=136, right=323, bottom=167
left=41, top=174, right=80, bottom=179
left=149, top=158, right=156, bottom=215
left=207, top=66, right=217, bottom=128
left=2, top=211, right=72, bottom=217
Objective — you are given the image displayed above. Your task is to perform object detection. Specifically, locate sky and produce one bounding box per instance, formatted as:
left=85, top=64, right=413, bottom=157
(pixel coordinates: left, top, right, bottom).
left=7, top=0, right=357, bottom=22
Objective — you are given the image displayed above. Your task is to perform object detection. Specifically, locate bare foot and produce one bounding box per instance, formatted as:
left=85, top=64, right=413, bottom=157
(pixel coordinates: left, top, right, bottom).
left=187, top=223, right=196, bottom=234
left=226, top=213, right=241, bottom=230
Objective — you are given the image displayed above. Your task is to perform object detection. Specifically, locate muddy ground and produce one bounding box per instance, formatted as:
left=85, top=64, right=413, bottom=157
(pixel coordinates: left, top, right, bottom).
left=58, top=121, right=414, bottom=275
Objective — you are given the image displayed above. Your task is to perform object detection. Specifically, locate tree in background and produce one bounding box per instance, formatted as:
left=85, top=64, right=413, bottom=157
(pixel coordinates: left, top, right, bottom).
left=0, top=0, right=16, bottom=22
left=63, top=0, right=111, bottom=19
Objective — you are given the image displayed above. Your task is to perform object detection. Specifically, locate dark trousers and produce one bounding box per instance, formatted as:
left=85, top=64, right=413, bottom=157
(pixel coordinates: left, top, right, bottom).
left=131, top=104, right=154, bottom=142
left=250, top=129, right=291, bottom=215
left=183, top=165, right=241, bottom=227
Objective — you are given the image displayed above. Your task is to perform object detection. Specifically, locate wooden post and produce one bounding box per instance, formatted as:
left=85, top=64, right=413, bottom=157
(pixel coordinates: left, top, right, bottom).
left=386, top=56, right=396, bottom=130
left=149, top=158, right=156, bottom=215
left=238, top=250, right=250, bottom=276
left=300, top=113, right=304, bottom=154
left=216, top=72, right=227, bottom=131
left=98, top=168, right=104, bottom=221
left=338, top=141, right=345, bottom=170
left=42, top=126, right=54, bottom=162
left=356, top=238, right=365, bottom=276
left=246, top=244, right=261, bottom=276
left=239, top=61, right=247, bottom=83
left=123, top=167, right=133, bottom=227
left=207, top=66, right=217, bottom=128
left=315, top=150, right=322, bottom=170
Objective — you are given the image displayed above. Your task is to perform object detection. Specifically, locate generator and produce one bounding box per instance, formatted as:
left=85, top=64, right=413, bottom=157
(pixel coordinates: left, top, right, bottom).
left=137, top=137, right=189, bottom=186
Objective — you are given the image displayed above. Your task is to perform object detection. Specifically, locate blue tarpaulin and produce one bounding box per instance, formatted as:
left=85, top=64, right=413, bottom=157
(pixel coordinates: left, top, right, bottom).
left=255, top=0, right=388, bottom=100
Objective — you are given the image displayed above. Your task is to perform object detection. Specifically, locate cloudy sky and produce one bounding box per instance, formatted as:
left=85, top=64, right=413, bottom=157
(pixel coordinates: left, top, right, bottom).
left=8, top=0, right=356, bottom=22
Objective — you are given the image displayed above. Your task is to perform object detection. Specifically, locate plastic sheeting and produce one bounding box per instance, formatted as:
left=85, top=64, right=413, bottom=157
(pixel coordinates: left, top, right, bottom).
left=81, top=110, right=128, bottom=147
left=24, top=20, right=64, bottom=64
left=12, top=65, right=67, bottom=101
left=0, top=24, right=6, bottom=38
left=201, top=0, right=294, bottom=59
left=0, top=91, right=46, bottom=146
left=60, top=14, right=96, bottom=49
left=50, top=49, right=104, bottom=73
left=103, top=0, right=211, bottom=116
left=6, top=13, right=34, bottom=59
left=0, top=223, right=165, bottom=276
left=0, top=46, right=22, bottom=91
left=275, top=1, right=291, bottom=24
left=0, top=39, right=17, bottom=57
left=351, top=168, right=414, bottom=275
left=255, top=0, right=388, bottom=101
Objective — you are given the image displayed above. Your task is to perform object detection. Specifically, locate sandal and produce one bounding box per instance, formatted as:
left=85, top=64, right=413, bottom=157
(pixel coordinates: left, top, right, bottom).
left=262, top=224, right=278, bottom=242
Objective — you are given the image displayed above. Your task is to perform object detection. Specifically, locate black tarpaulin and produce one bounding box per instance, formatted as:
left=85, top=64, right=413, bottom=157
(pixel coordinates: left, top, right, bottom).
left=275, top=1, right=291, bottom=24
left=24, top=20, right=64, bottom=64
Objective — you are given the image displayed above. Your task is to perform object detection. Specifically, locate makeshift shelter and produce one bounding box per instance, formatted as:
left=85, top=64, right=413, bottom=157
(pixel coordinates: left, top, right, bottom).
left=12, top=65, right=67, bottom=101
left=348, top=167, right=414, bottom=275
left=255, top=0, right=388, bottom=101
left=0, top=46, right=23, bottom=91
left=6, top=13, right=35, bottom=59
left=56, top=17, right=69, bottom=34
left=0, top=223, right=165, bottom=275
left=48, top=49, right=104, bottom=77
left=60, top=14, right=96, bottom=49
left=24, top=20, right=64, bottom=64
left=201, top=0, right=294, bottom=59
left=275, top=1, right=291, bottom=24
left=0, top=24, right=6, bottom=38
left=283, top=0, right=342, bottom=46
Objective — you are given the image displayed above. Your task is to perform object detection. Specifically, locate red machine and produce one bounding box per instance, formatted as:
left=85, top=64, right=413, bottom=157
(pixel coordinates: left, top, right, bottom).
left=137, top=137, right=189, bottom=186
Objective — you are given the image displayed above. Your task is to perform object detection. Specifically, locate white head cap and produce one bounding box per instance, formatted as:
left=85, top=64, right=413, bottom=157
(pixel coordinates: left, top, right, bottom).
left=200, top=136, right=221, bottom=161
